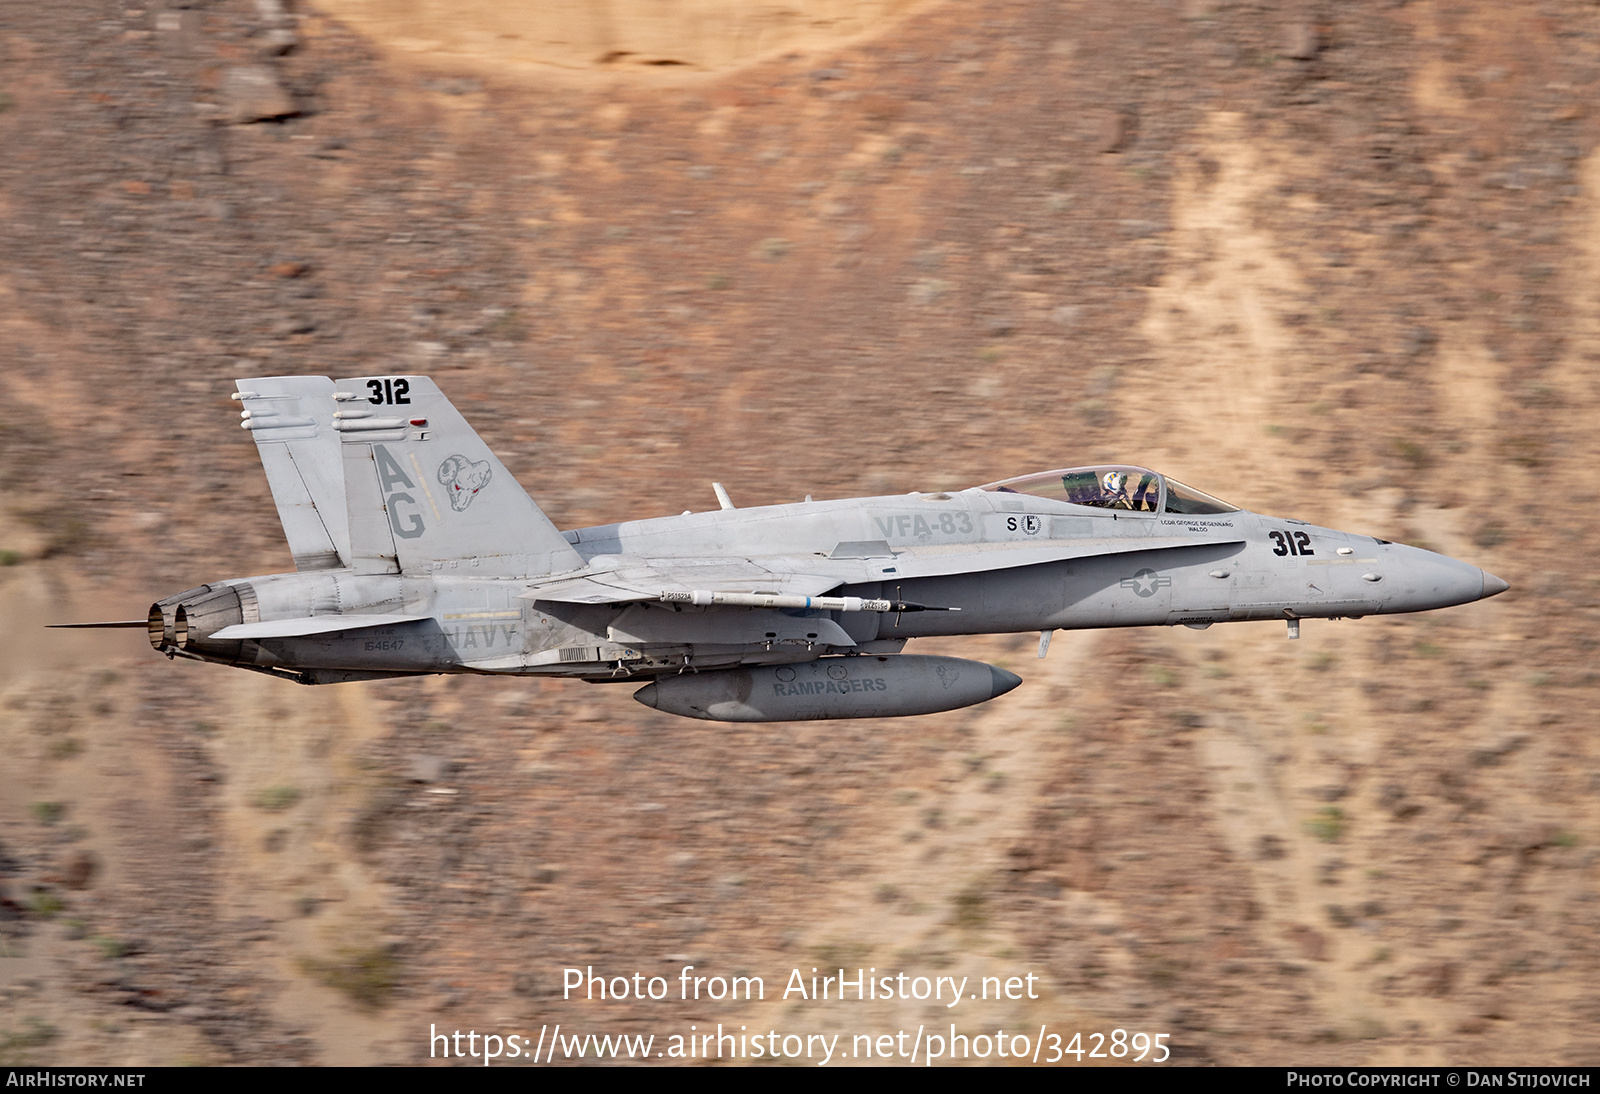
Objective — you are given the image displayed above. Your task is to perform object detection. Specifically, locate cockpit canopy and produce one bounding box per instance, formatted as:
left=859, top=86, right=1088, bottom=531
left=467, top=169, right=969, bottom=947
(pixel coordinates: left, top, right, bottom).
left=979, top=465, right=1240, bottom=515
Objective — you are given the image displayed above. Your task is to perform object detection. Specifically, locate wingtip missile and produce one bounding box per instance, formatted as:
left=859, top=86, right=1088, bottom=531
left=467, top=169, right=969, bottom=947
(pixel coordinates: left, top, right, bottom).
left=659, top=590, right=958, bottom=612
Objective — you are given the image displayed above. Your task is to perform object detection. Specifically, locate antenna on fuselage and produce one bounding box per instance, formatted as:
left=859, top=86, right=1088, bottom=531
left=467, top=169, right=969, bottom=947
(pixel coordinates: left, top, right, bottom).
left=712, top=482, right=736, bottom=511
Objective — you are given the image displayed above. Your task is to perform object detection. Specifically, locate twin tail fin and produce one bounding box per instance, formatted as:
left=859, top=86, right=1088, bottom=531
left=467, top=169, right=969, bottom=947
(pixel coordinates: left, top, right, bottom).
left=239, top=374, right=583, bottom=580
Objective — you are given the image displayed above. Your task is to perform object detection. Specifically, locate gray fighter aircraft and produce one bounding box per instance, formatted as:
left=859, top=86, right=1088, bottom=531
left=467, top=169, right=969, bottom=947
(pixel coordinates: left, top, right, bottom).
left=64, top=375, right=1509, bottom=721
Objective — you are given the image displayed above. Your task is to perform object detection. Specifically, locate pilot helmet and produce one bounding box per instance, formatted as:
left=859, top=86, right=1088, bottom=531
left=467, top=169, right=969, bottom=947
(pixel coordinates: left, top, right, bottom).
left=1101, top=471, right=1125, bottom=493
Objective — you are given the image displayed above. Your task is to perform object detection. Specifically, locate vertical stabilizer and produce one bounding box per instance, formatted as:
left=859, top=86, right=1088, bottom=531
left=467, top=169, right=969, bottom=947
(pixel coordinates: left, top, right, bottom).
left=342, top=440, right=400, bottom=575
left=235, top=376, right=350, bottom=571
left=332, top=375, right=585, bottom=579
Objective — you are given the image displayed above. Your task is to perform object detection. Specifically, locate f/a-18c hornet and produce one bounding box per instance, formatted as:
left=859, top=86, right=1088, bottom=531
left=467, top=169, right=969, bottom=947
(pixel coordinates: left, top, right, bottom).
left=60, top=375, right=1509, bottom=721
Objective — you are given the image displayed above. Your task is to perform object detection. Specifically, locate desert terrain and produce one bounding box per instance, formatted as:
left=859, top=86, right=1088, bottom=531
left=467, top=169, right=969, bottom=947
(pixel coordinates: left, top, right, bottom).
left=2, top=0, right=1599, bottom=1066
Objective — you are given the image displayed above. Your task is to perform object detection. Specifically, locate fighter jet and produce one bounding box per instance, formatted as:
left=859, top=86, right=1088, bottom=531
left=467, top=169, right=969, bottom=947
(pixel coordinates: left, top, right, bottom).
left=63, top=375, right=1509, bottom=721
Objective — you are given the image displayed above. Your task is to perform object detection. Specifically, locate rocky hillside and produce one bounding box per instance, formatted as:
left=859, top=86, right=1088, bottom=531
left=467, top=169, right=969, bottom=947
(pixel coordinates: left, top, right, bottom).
left=2, top=0, right=1598, bottom=1065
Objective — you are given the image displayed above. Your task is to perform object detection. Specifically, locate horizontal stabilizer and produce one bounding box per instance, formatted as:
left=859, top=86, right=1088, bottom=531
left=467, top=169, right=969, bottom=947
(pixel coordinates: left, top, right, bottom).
left=210, top=614, right=433, bottom=640
left=47, top=620, right=148, bottom=629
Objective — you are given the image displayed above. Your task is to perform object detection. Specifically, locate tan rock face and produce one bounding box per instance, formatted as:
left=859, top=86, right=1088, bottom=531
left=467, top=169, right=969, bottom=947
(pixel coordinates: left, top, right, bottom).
left=314, top=0, right=939, bottom=81
left=220, top=64, right=296, bottom=124
left=2, top=0, right=1598, bottom=1069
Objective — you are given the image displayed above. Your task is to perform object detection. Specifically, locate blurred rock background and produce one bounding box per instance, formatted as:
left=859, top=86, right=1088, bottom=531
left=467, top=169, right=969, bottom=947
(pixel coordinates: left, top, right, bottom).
left=1, top=0, right=1598, bottom=1065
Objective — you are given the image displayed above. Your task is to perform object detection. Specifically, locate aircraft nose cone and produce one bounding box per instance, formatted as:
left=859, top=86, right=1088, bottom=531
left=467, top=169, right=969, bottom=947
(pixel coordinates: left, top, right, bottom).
left=633, top=682, right=660, bottom=709
left=1481, top=570, right=1510, bottom=599
left=989, top=665, right=1023, bottom=698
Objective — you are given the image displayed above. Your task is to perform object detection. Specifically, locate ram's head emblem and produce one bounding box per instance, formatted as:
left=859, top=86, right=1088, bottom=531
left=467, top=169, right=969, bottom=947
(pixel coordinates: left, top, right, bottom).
left=437, top=454, right=492, bottom=511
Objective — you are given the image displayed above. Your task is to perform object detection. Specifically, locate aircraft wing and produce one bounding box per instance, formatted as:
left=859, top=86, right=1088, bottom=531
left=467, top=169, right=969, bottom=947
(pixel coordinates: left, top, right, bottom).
left=874, top=536, right=1244, bottom=580
left=521, top=536, right=1243, bottom=605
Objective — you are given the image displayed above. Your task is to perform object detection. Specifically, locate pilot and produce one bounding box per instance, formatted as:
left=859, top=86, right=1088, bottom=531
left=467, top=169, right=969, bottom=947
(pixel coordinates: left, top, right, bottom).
left=1100, top=471, right=1130, bottom=509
